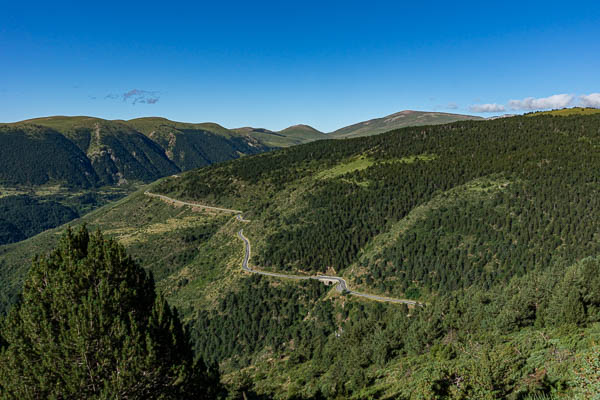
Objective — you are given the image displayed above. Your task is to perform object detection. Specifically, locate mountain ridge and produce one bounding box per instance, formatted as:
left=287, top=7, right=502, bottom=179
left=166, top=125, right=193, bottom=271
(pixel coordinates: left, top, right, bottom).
left=5, top=109, right=485, bottom=149
left=329, top=110, right=484, bottom=138
left=0, top=117, right=271, bottom=187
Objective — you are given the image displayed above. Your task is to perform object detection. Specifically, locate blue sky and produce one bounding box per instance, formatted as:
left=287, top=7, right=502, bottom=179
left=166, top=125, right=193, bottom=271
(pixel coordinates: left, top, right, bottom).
left=1, top=1, right=599, bottom=131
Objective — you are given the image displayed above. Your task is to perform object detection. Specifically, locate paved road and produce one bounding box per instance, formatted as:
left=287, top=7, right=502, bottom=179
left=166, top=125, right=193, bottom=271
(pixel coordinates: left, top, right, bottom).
left=238, top=229, right=312, bottom=280
left=311, top=274, right=418, bottom=305
left=237, top=230, right=418, bottom=305
left=236, top=214, right=251, bottom=223
left=148, top=191, right=420, bottom=306
left=145, top=191, right=243, bottom=214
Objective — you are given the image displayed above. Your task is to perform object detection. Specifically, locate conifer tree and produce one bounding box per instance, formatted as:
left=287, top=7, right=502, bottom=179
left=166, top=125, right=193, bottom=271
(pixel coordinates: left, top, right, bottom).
left=0, top=226, right=223, bottom=399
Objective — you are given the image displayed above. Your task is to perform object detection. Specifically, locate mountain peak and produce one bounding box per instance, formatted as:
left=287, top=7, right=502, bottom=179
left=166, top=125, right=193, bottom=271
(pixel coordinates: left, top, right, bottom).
left=280, top=124, right=322, bottom=133
left=329, top=110, right=482, bottom=138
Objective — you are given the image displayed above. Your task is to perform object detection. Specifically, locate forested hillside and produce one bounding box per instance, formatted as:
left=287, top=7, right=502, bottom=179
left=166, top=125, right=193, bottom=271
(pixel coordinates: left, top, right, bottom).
left=157, top=114, right=600, bottom=299
left=0, top=195, right=77, bottom=245
left=0, top=116, right=273, bottom=245
left=3, top=113, right=600, bottom=398
left=0, top=186, right=130, bottom=246
left=1, top=116, right=273, bottom=187
left=0, top=125, right=100, bottom=187
left=155, top=113, right=600, bottom=397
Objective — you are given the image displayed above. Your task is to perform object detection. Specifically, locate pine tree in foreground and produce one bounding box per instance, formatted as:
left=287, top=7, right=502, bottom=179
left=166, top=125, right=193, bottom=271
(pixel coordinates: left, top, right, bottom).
left=0, top=225, right=222, bottom=399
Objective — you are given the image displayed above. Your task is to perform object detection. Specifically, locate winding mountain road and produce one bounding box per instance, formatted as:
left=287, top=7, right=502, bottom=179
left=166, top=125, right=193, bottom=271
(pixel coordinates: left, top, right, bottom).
left=146, top=191, right=420, bottom=306
left=145, top=192, right=243, bottom=214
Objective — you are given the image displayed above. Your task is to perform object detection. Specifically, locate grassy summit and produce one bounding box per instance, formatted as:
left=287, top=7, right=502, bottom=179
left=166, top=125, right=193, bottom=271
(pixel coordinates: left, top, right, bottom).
left=526, top=107, right=600, bottom=116
left=232, top=124, right=326, bottom=147
left=329, top=110, right=483, bottom=138
left=278, top=124, right=326, bottom=140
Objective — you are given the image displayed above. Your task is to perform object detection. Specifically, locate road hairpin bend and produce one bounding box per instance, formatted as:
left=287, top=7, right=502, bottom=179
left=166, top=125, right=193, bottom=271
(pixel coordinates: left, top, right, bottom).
left=146, top=191, right=421, bottom=306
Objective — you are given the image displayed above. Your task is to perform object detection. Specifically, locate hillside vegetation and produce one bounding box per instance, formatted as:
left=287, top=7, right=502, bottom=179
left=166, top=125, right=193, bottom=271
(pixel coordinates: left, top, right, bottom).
left=1, top=116, right=272, bottom=188
left=0, top=226, right=222, bottom=398
left=0, top=111, right=481, bottom=246
left=3, top=113, right=600, bottom=398
left=529, top=107, right=600, bottom=116
left=0, top=116, right=273, bottom=245
left=156, top=114, right=600, bottom=297
left=232, top=125, right=327, bottom=148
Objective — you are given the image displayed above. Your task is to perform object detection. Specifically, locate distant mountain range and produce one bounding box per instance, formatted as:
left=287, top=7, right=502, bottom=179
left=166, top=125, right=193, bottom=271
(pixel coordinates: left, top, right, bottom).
left=0, top=111, right=482, bottom=188
left=231, top=124, right=327, bottom=147
left=0, top=110, right=485, bottom=246
left=232, top=110, right=483, bottom=143
left=328, top=110, right=483, bottom=138
left=0, top=116, right=269, bottom=188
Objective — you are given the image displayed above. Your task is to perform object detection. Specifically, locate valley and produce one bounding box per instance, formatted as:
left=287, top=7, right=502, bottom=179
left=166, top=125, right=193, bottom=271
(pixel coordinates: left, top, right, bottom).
left=147, top=190, right=419, bottom=305
left=0, top=110, right=479, bottom=247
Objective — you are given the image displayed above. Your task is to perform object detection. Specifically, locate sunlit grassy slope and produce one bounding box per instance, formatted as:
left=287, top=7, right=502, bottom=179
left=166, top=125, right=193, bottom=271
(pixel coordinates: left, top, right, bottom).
left=0, top=186, right=248, bottom=316
left=527, top=107, right=600, bottom=116
left=232, top=126, right=327, bottom=147
left=329, top=110, right=483, bottom=138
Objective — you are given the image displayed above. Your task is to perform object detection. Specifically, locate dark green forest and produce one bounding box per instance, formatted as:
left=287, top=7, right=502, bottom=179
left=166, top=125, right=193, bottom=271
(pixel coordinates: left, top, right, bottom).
left=193, top=276, right=334, bottom=368
left=0, top=188, right=134, bottom=245
left=0, top=195, right=78, bottom=245
left=0, top=125, right=100, bottom=187
left=151, top=113, right=600, bottom=397
left=0, top=118, right=272, bottom=188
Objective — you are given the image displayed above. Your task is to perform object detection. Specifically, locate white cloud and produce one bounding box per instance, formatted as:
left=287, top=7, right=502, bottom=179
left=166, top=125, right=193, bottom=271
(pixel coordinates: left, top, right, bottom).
left=580, top=93, right=600, bottom=108
left=446, top=102, right=458, bottom=110
left=469, top=103, right=505, bottom=113
left=508, top=94, right=574, bottom=111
